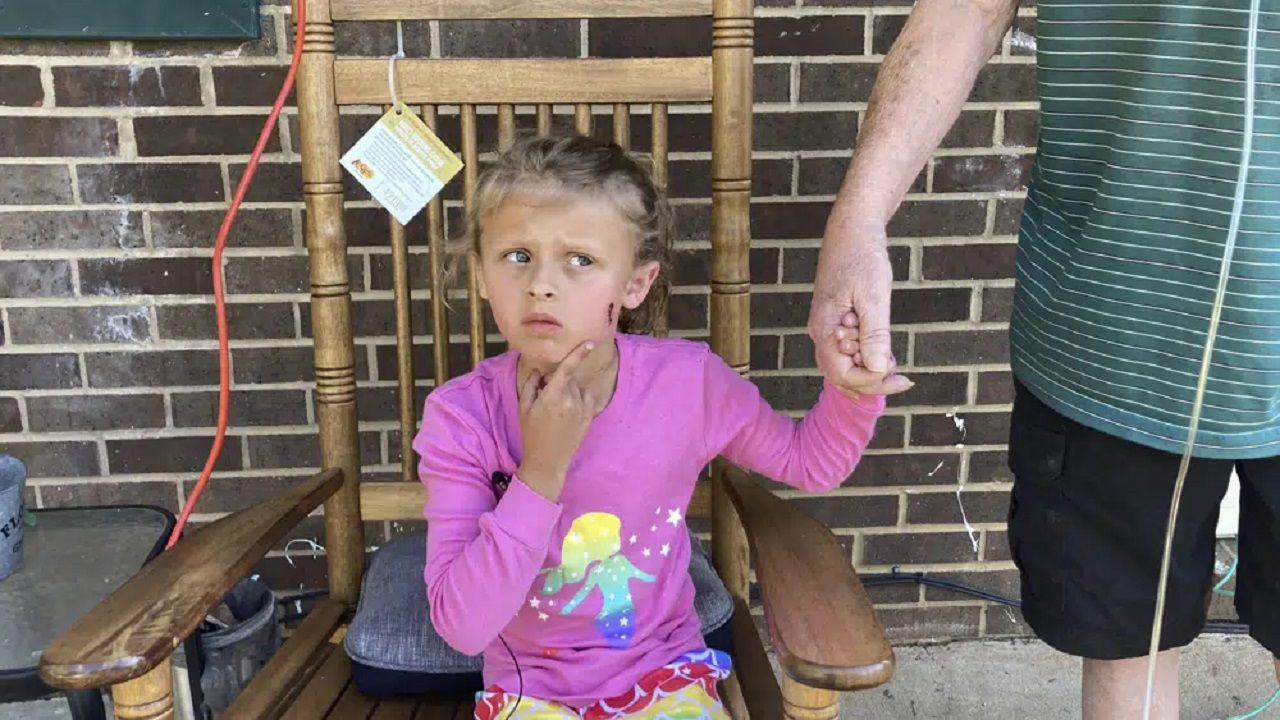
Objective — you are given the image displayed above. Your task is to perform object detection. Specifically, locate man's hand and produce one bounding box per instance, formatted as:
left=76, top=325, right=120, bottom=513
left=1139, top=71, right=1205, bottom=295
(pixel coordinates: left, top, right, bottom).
left=809, top=220, right=913, bottom=397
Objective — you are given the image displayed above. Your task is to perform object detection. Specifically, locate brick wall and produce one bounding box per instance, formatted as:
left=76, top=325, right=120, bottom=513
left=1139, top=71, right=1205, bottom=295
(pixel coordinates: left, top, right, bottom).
left=0, top=2, right=1038, bottom=641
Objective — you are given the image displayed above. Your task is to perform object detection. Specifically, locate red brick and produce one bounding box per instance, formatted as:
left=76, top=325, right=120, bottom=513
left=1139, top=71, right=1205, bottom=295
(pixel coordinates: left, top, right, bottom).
left=4, top=440, right=99, bottom=477
left=911, top=410, right=1010, bottom=446
left=1003, top=109, right=1039, bottom=147
left=0, top=210, right=143, bottom=250
left=27, top=394, right=165, bottom=432
left=0, top=354, right=81, bottom=390
left=213, top=66, right=296, bottom=106
left=923, top=244, right=1017, bottom=280
left=755, top=16, right=866, bottom=56
left=871, top=14, right=908, bottom=54
left=981, top=286, right=1016, bottom=322
left=134, top=114, right=280, bottom=156
left=85, top=350, right=218, bottom=388
left=0, top=260, right=74, bottom=298
left=932, top=154, right=1033, bottom=193
left=42, top=481, right=177, bottom=511
left=906, top=488, right=1011, bottom=525
left=108, top=436, right=243, bottom=474
left=0, top=66, right=44, bottom=107
left=156, top=302, right=297, bottom=341
left=54, top=66, right=201, bottom=107
left=173, top=389, right=308, bottom=427
left=78, top=163, right=224, bottom=203
left=977, top=371, right=1014, bottom=404
left=0, top=164, right=73, bottom=205
left=0, top=117, right=117, bottom=157
left=790, top=493, right=898, bottom=528
left=915, top=329, right=1010, bottom=366
left=79, top=257, right=212, bottom=296
left=863, top=531, right=978, bottom=565
left=588, top=18, right=709, bottom=57
left=848, top=453, right=961, bottom=487
left=972, top=64, right=1037, bottom=102
left=442, top=19, right=578, bottom=57
left=888, top=200, right=987, bottom=237
left=7, top=304, right=151, bottom=345
left=0, top=397, right=20, bottom=433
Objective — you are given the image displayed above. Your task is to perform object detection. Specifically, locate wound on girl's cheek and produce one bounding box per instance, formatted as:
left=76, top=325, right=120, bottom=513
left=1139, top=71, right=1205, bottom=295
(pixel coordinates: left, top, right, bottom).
left=607, top=303, right=615, bottom=324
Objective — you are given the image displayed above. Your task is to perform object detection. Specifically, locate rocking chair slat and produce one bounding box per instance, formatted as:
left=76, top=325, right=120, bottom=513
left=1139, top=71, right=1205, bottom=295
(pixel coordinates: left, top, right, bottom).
left=281, top=645, right=350, bottom=720
left=388, top=176, right=417, bottom=485
left=536, top=104, right=553, bottom=136
left=612, top=103, right=630, bottom=150
left=327, top=681, right=379, bottom=718
left=421, top=105, right=451, bottom=386
left=498, top=104, right=517, bottom=151
left=370, top=697, right=421, bottom=720
left=574, top=103, right=593, bottom=136
left=460, top=104, right=485, bottom=369
left=650, top=102, right=669, bottom=338
left=224, top=599, right=349, bottom=719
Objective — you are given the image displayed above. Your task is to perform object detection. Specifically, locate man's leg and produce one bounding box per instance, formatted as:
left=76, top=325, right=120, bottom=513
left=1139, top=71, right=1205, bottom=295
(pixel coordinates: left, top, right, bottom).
left=1007, top=382, right=1231, bottom=719
left=1234, top=459, right=1280, bottom=694
left=1082, top=651, right=1179, bottom=720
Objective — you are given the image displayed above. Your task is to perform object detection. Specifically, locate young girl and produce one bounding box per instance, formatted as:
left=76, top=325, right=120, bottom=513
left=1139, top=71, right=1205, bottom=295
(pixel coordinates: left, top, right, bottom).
left=413, top=134, right=888, bottom=719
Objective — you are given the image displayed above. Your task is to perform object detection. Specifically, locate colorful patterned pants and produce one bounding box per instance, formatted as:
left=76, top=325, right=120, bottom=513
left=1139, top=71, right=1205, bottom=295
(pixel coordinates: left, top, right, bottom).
left=474, top=649, right=732, bottom=720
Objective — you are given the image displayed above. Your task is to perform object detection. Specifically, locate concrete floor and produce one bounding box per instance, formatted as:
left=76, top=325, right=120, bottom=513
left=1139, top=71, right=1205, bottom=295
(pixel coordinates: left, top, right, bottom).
left=840, top=635, right=1278, bottom=719
left=5, top=635, right=1275, bottom=719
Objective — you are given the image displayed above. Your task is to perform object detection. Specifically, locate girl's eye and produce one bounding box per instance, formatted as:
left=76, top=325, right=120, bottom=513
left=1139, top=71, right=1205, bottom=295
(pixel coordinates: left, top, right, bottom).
left=503, top=250, right=531, bottom=264
left=569, top=254, right=594, bottom=267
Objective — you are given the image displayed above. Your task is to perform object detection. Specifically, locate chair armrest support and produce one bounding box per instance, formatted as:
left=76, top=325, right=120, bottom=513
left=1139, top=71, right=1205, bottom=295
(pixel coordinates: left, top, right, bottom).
left=38, top=469, right=344, bottom=690
left=722, top=467, right=895, bottom=691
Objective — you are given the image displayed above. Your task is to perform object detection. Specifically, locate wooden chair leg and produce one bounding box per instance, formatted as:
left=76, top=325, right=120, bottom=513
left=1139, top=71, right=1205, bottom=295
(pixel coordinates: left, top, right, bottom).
left=781, top=675, right=840, bottom=720
left=111, top=659, right=174, bottom=720
left=721, top=672, right=750, bottom=719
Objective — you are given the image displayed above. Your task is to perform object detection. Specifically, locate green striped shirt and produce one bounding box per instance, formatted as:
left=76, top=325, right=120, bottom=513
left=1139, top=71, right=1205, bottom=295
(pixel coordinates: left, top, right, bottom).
left=1011, top=0, right=1280, bottom=458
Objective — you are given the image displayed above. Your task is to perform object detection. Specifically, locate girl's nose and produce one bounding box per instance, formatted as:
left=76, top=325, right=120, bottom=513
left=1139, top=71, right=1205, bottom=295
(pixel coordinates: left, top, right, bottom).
left=527, top=264, right=557, bottom=299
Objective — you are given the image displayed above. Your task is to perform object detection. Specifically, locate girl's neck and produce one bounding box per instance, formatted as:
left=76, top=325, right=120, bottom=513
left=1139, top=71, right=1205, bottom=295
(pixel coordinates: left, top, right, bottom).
left=517, top=337, right=621, bottom=415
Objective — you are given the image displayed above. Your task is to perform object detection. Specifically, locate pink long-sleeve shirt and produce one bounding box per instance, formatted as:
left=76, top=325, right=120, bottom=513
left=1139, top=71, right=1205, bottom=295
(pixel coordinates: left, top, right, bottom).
left=413, top=333, right=884, bottom=706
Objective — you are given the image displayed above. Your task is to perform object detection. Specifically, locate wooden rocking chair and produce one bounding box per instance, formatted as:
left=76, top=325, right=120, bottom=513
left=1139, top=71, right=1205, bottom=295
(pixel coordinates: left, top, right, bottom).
left=37, top=2, right=894, bottom=717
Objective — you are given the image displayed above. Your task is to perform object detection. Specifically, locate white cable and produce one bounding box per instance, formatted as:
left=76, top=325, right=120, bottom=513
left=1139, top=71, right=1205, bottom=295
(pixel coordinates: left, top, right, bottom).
left=387, top=22, right=406, bottom=109
left=1141, top=0, right=1260, bottom=716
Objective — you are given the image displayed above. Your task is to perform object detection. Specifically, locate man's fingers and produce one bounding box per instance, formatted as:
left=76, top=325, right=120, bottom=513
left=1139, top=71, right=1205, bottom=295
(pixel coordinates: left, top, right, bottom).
left=859, top=325, right=893, bottom=375
left=839, top=337, right=859, bottom=355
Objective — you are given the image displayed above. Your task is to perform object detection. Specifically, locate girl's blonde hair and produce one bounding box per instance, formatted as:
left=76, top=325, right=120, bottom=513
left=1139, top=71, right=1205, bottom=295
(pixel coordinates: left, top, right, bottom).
left=450, top=133, right=675, bottom=335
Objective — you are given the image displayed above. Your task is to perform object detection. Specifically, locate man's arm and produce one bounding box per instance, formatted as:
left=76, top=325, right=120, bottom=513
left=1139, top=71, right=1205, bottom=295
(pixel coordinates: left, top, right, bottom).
left=811, top=0, right=1020, bottom=392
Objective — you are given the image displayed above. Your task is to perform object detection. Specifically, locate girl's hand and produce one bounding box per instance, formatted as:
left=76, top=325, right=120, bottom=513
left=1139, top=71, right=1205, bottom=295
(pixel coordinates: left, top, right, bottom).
left=516, top=341, right=599, bottom=501
left=833, top=312, right=913, bottom=397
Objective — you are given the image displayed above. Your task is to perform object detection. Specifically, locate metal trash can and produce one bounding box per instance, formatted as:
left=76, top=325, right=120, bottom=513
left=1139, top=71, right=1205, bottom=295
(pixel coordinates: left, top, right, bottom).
left=195, top=577, right=281, bottom=718
left=0, top=455, right=27, bottom=582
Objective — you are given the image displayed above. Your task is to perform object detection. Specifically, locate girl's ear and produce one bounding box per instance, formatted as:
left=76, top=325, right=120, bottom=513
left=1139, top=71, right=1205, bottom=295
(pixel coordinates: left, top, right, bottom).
left=622, top=260, right=661, bottom=310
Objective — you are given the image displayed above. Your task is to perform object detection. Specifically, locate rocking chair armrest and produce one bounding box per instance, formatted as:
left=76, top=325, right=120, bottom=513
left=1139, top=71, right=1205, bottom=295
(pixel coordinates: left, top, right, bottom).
left=722, top=467, right=895, bottom=692
left=38, top=468, right=344, bottom=691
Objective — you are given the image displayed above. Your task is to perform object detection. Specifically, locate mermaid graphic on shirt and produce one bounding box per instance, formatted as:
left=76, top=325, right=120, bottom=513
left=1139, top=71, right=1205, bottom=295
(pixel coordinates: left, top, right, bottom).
left=539, top=512, right=655, bottom=648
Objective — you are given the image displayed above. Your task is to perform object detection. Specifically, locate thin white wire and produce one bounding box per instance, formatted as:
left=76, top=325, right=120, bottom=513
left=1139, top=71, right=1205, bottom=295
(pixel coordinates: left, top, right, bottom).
left=387, top=22, right=406, bottom=109
left=1141, top=0, right=1260, bottom=717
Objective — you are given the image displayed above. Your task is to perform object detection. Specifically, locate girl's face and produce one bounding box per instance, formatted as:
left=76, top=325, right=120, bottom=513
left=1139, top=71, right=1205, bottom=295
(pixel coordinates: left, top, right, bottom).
left=477, top=189, right=660, bottom=369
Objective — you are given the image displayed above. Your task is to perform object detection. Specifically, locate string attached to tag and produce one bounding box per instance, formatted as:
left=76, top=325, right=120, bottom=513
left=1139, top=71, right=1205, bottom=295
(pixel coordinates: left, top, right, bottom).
left=387, top=22, right=406, bottom=112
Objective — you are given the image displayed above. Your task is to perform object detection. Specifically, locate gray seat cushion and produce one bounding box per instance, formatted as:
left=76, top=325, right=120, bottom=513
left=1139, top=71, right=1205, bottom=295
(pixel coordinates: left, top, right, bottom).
left=345, top=531, right=734, bottom=673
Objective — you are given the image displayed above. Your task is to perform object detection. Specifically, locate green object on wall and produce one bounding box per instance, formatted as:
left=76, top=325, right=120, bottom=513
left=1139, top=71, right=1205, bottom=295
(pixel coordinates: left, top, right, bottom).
left=0, top=0, right=262, bottom=39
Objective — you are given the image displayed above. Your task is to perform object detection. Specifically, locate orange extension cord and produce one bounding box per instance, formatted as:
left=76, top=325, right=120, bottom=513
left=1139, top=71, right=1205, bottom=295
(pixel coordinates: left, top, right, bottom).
left=166, top=0, right=308, bottom=548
